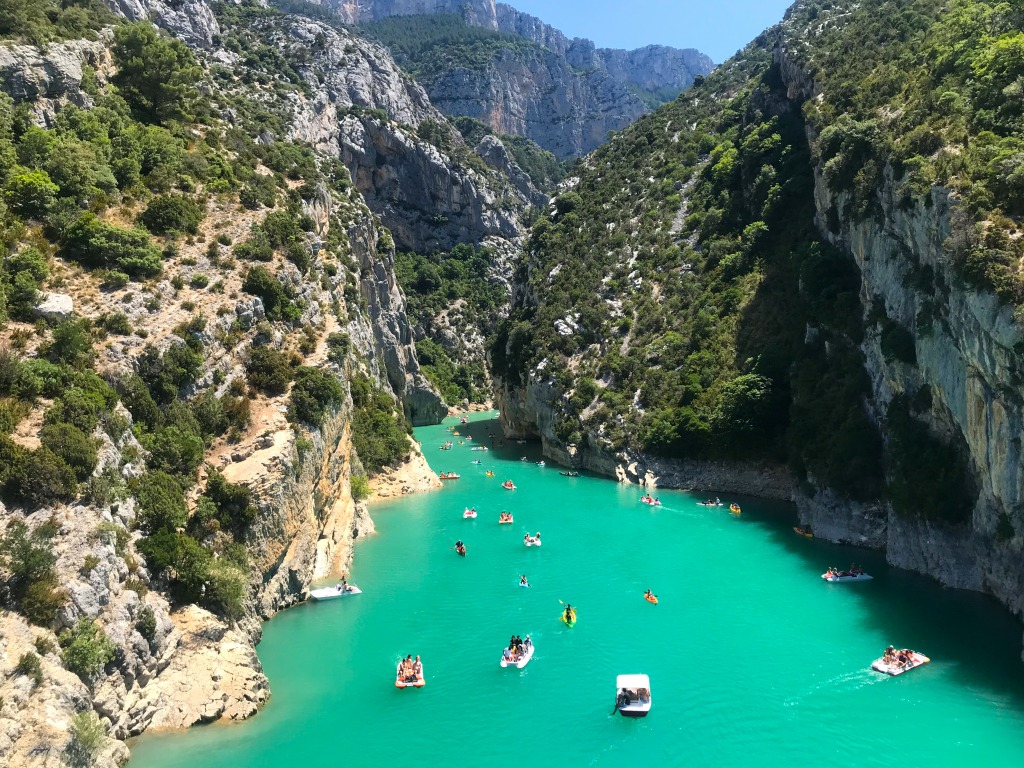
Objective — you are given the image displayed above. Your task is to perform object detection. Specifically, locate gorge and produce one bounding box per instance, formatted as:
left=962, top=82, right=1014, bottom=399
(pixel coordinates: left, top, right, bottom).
left=1, top=1, right=1024, bottom=766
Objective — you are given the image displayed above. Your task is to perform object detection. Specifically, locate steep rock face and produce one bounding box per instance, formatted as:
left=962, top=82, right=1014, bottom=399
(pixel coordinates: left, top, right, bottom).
left=495, top=371, right=795, bottom=500
left=103, top=0, right=221, bottom=47
left=772, top=37, right=1024, bottom=622
left=317, top=0, right=713, bottom=157
left=0, top=38, right=110, bottom=121
left=275, top=15, right=528, bottom=253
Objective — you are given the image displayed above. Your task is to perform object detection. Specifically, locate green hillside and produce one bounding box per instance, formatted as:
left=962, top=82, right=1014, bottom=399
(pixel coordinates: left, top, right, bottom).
left=492, top=0, right=998, bottom=518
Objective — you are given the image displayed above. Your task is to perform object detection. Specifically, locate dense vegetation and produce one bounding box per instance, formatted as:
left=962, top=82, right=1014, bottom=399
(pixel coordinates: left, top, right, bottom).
left=491, top=0, right=991, bottom=520
left=359, top=14, right=541, bottom=84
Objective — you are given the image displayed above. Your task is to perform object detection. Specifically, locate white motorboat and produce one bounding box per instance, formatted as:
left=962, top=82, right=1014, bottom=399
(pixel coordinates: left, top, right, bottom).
left=500, top=638, right=534, bottom=669
left=615, top=674, right=652, bottom=717
left=310, top=585, right=362, bottom=600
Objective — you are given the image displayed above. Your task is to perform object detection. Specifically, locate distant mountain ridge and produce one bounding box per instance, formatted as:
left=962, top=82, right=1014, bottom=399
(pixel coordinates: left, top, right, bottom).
left=311, top=0, right=715, bottom=156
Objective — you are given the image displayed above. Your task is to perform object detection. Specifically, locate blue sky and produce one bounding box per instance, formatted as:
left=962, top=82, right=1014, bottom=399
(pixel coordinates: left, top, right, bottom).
left=505, top=0, right=795, bottom=64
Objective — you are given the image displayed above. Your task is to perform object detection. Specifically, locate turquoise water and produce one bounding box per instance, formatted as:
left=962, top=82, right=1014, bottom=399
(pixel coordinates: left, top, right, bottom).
left=131, top=413, right=1024, bottom=767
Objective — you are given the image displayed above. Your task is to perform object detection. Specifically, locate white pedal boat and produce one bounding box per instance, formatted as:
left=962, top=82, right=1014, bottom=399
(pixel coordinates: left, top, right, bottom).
left=500, top=640, right=534, bottom=668
left=822, top=571, right=873, bottom=583
left=871, top=651, right=929, bottom=676
left=524, top=536, right=542, bottom=547
left=615, top=674, right=652, bottom=717
left=310, top=585, right=362, bottom=600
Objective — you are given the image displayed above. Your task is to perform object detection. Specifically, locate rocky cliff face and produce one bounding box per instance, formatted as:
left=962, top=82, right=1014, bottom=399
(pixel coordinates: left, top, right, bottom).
left=317, top=0, right=714, bottom=157
left=0, top=0, right=537, bottom=761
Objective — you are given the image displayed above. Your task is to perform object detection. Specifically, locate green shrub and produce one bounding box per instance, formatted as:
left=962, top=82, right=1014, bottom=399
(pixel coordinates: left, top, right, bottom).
left=142, top=426, right=204, bottom=479
left=6, top=247, right=50, bottom=283
left=39, top=422, right=97, bottom=482
left=245, top=346, right=292, bottom=394
left=140, top=194, right=204, bottom=235
left=202, top=470, right=257, bottom=537
left=135, top=605, right=157, bottom=642
left=137, top=530, right=210, bottom=603
left=135, top=471, right=187, bottom=534
left=350, top=474, right=370, bottom=501
left=69, top=710, right=107, bottom=761
left=4, top=447, right=78, bottom=510
left=204, top=560, right=247, bottom=619
left=14, top=651, right=43, bottom=686
left=287, top=366, right=343, bottom=426
left=241, top=266, right=297, bottom=321
left=3, top=167, right=59, bottom=218
left=44, top=319, right=95, bottom=370
left=136, top=343, right=203, bottom=405
left=59, top=618, right=115, bottom=683
left=61, top=213, right=163, bottom=278
left=189, top=273, right=209, bottom=289
left=0, top=519, right=64, bottom=624
left=326, top=332, right=351, bottom=365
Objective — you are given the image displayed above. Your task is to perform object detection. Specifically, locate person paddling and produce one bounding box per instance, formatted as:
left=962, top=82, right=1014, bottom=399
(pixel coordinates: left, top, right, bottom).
left=520, top=574, right=529, bottom=587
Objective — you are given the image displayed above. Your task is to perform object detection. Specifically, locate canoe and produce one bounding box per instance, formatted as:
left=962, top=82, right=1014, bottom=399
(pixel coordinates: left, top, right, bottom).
left=310, top=585, right=362, bottom=600
left=822, top=571, right=873, bottom=582
left=729, top=503, right=741, bottom=514
left=644, top=593, right=658, bottom=605
left=871, top=652, right=930, bottom=676
left=396, top=662, right=425, bottom=688
left=559, top=609, right=577, bottom=627
left=500, top=641, right=534, bottom=669
left=793, top=527, right=813, bottom=538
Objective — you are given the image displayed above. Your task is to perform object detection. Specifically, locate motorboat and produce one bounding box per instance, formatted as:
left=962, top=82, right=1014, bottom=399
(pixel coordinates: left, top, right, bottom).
left=615, top=674, right=652, bottom=717
left=500, top=637, right=534, bottom=669
left=697, top=499, right=723, bottom=507
left=396, top=659, right=425, bottom=688
left=310, top=584, right=362, bottom=600
left=871, top=650, right=929, bottom=676
left=502, top=480, right=516, bottom=490
left=822, top=569, right=873, bottom=583
left=439, top=472, right=460, bottom=480
left=640, top=495, right=661, bottom=506
left=463, top=507, right=478, bottom=519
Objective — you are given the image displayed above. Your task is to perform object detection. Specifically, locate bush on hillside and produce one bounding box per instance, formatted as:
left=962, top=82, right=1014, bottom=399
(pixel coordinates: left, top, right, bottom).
left=245, top=346, right=292, bottom=395
left=61, top=213, right=163, bottom=278
left=39, top=422, right=97, bottom=482
left=4, top=447, right=78, bottom=510
left=135, top=470, right=187, bottom=534
left=140, top=194, right=204, bottom=235
left=59, top=618, right=115, bottom=683
left=287, top=367, right=343, bottom=426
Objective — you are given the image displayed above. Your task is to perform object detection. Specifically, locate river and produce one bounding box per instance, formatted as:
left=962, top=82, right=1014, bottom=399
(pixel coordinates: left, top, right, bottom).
left=130, top=412, right=1024, bottom=767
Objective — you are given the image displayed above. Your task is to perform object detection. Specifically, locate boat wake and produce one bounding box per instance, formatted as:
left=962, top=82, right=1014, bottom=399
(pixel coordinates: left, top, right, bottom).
left=782, top=669, right=882, bottom=707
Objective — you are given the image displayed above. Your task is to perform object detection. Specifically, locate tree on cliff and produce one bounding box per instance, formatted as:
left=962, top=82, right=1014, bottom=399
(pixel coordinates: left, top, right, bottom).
left=111, top=23, right=203, bottom=125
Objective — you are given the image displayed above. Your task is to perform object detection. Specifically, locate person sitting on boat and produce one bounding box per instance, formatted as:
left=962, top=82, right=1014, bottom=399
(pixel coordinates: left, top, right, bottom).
left=644, top=588, right=656, bottom=600
left=524, top=533, right=531, bottom=544
left=617, top=688, right=631, bottom=708
left=520, top=574, right=529, bottom=586
left=413, top=655, right=422, bottom=676
left=503, top=646, right=513, bottom=663
left=564, top=604, right=573, bottom=622
left=534, top=532, right=541, bottom=543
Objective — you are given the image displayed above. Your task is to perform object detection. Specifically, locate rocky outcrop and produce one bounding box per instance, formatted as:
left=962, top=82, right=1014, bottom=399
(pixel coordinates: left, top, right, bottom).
left=0, top=37, right=109, bottom=121
left=103, top=0, right=221, bottom=48
left=314, top=0, right=713, bottom=157
left=495, top=370, right=796, bottom=500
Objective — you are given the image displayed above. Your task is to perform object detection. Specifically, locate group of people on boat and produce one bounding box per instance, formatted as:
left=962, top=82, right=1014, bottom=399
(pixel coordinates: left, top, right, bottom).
left=503, top=634, right=532, bottom=663
left=440, top=441, right=453, bottom=450
left=560, top=470, right=579, bottom=477
left=502, top=480, right=516, bottom=490
left=499, top=511, right=514, bottom=523
left=882, top=646, right=918, bottom=668
left=825, top=564, right=865, bottom=578
left=524, top=532, right=541, bottom=545
left=335, top=578, right=355, bottom=593
left=398, top=654, right=422, bottom=682
left=616, top=687, right=650, bottom=707
left=640, top=494, right=661, bottom=505
left=439, top=472, right=460, bottom=480
left=699, top=497, right=722, bottom=506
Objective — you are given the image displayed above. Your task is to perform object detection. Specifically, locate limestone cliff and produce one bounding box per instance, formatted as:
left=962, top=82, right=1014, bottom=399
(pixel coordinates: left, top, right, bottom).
left=0, top=0, right=534, bottom=762
left=316, top=0, right=714, bottom=157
